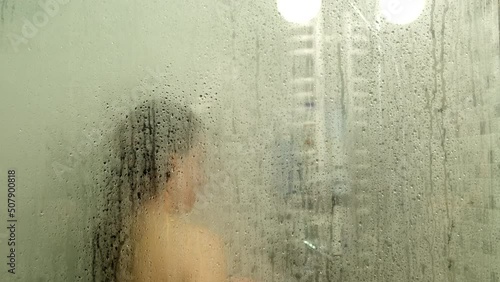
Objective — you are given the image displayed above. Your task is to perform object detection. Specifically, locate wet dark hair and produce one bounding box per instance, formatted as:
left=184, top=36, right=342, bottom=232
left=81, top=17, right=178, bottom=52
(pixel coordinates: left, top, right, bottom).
left=91, top=96, right=205, bottom=282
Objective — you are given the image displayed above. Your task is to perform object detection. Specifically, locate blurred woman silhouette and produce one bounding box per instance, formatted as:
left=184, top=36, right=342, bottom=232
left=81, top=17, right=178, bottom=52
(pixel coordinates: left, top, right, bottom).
left=91, top=96, right=256, bottom=282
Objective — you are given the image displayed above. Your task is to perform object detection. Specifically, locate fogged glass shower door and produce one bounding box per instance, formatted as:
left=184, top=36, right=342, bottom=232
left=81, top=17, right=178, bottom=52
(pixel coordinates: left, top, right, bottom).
left=0, top=0, right=499, bottom=281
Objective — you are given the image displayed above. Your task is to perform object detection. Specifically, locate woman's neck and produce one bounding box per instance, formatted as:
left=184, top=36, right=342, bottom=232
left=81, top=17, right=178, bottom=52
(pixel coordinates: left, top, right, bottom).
left=140, top=194, right=188, bottom=221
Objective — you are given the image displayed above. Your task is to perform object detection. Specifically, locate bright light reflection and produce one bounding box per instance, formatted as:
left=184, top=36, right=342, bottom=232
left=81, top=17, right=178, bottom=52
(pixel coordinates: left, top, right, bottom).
left=277, top=0, right=322, bottom=24
left=380, top=0, right=426, bottom=25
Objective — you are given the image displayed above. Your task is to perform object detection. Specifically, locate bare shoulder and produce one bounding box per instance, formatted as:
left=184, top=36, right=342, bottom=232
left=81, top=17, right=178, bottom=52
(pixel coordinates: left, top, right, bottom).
left=184, top=224, right=227, bottom=281
left=185, top=224, right=225, bottom=251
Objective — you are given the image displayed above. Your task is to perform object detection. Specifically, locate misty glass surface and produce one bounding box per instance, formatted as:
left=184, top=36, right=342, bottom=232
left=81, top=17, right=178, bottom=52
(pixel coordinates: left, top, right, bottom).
left=0, top=0, right=499, bottom=281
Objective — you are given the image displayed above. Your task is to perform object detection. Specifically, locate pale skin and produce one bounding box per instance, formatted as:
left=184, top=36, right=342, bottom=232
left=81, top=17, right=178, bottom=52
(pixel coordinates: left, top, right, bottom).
left=128, top=143, right=256, bottom=282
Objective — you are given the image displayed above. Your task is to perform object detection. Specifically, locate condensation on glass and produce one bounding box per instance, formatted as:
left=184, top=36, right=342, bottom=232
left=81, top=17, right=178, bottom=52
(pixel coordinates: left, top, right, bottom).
left=0, top=0, right=498, bottom=281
